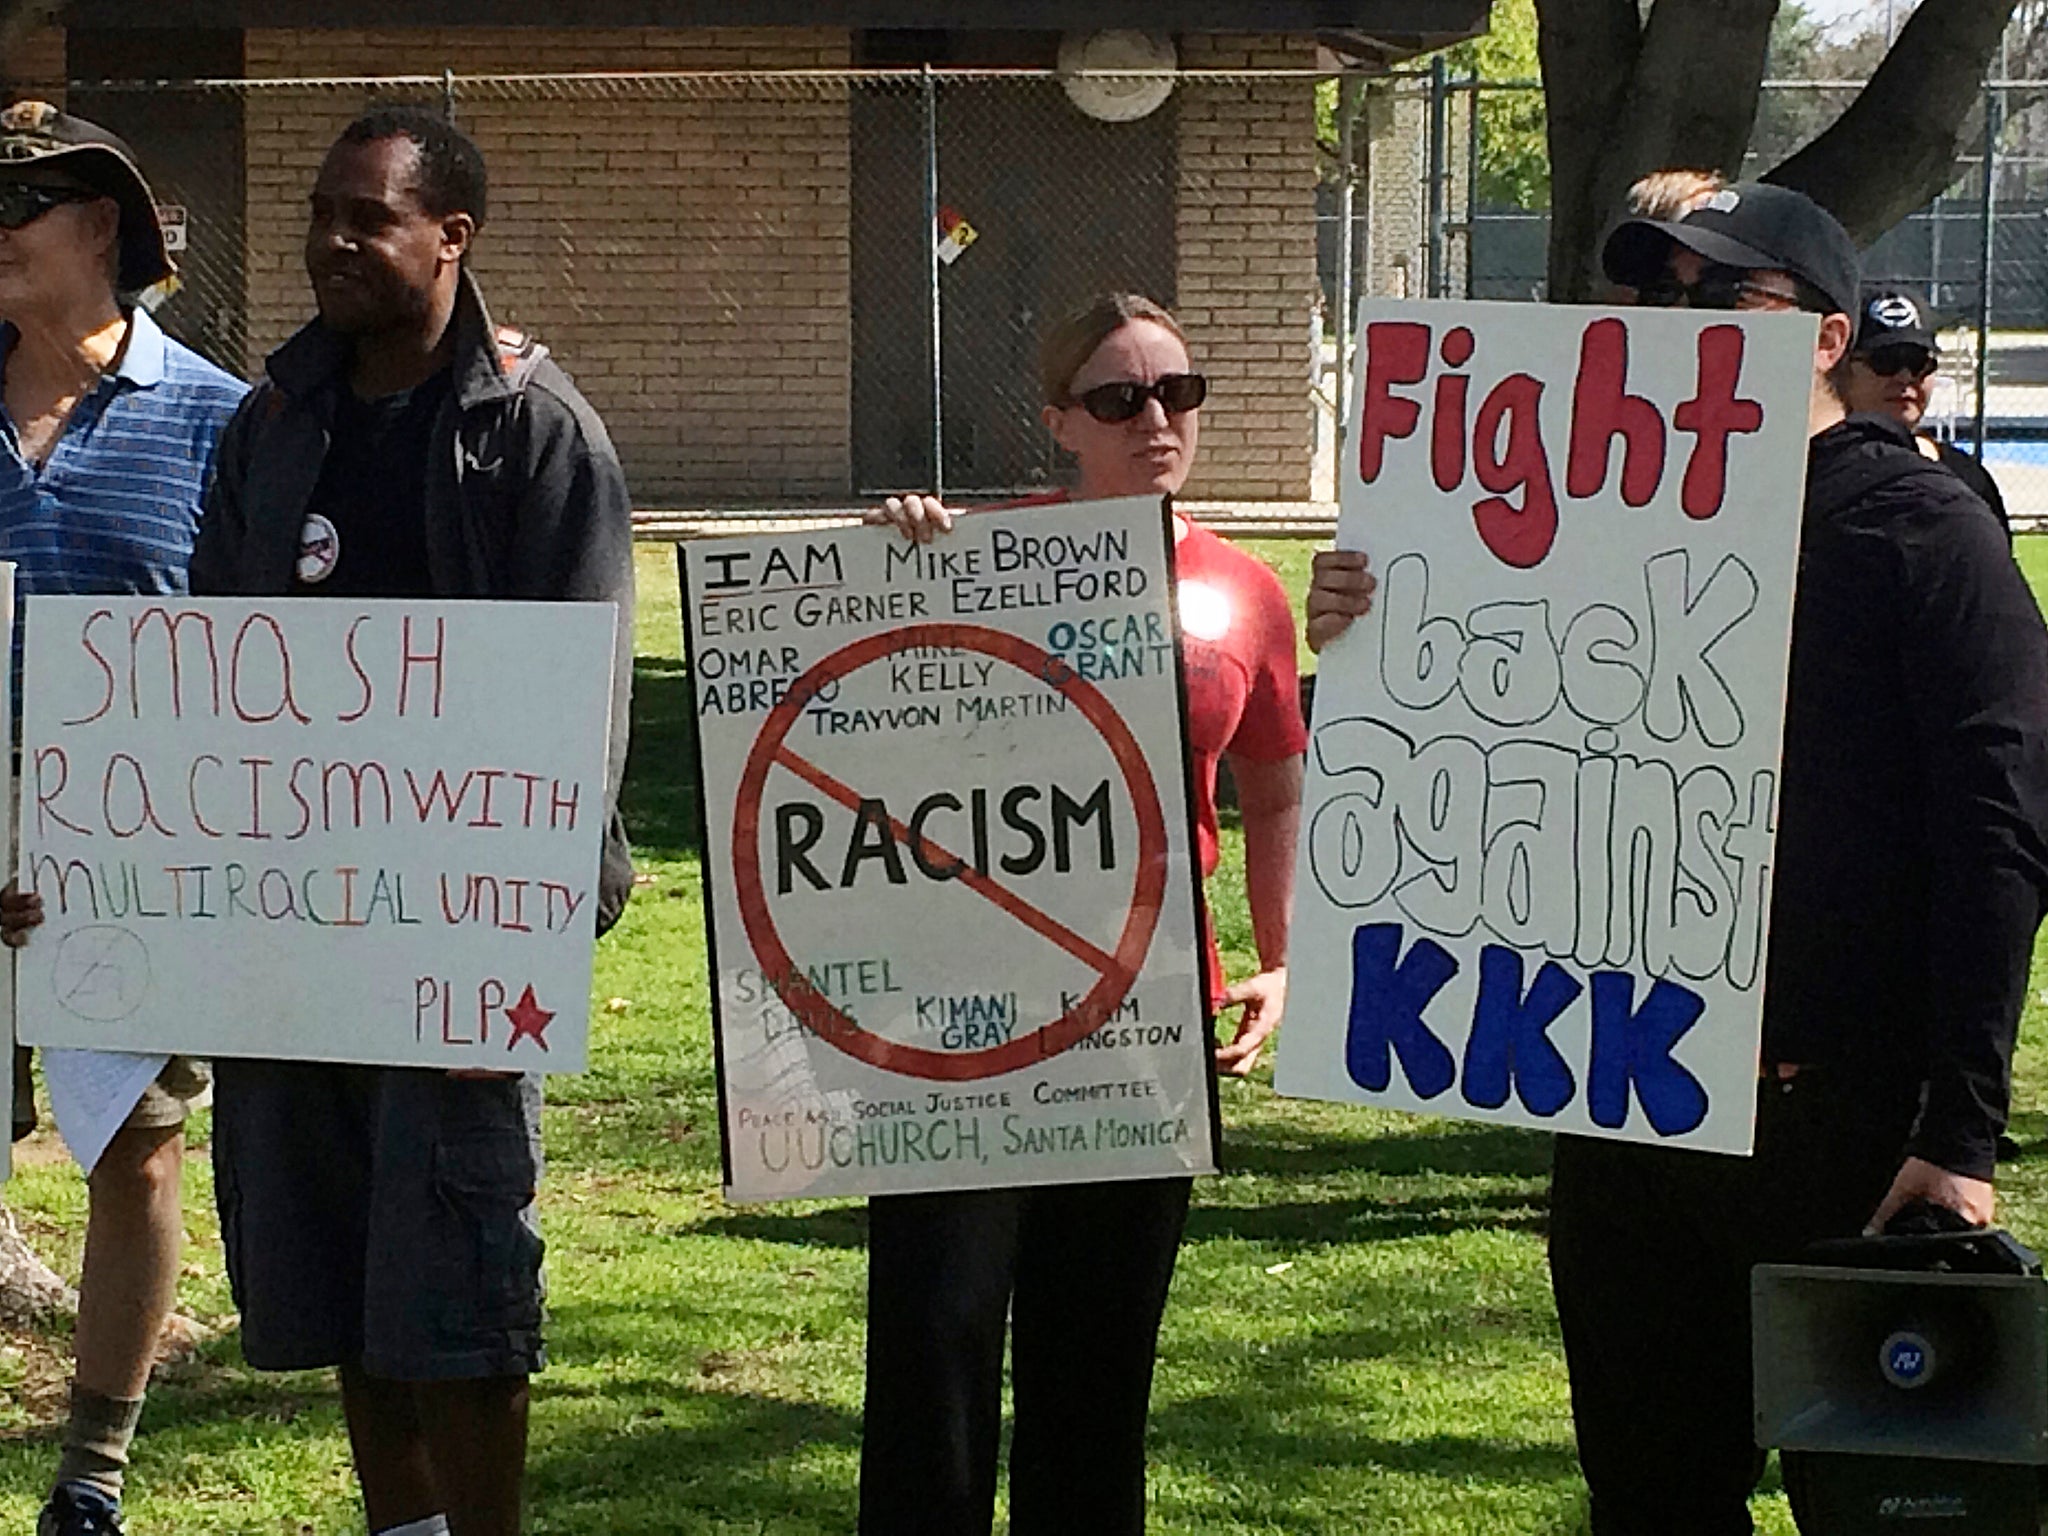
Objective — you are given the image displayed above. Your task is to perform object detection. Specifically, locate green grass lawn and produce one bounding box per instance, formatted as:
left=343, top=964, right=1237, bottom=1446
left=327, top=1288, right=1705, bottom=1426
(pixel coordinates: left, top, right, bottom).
left=6, top=538, right=2048, bottom=1533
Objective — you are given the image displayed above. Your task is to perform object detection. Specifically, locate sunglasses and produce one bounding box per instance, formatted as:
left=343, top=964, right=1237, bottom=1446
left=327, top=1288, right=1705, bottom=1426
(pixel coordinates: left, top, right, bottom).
left=0, top=183, right=97, bottom=231
left=1858, top=344, right=1938, bottom=381
left=1069, top=373, right=1207, bottom=424
left=1636, top=265, right=1801, bottom=312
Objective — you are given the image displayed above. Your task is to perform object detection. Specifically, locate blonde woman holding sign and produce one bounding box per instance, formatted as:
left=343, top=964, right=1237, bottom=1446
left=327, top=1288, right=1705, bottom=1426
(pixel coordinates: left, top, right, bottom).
left=859, top=292, right=1307, bottom=1536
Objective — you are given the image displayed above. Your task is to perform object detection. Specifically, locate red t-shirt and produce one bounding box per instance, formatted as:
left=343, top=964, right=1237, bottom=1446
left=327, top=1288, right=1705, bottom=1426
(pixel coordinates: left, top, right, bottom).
left=986, top=494, right=1308, bottom=995
left=1171, top=516, right=1310, bottom=994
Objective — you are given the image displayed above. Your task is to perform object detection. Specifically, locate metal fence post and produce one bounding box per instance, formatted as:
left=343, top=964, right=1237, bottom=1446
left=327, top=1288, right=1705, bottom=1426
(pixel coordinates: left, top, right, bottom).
left=442, top=67, right=457, bottom=124
left=1929, top=188, right=1944, bottom=310
left=1973, top=78, right=2000, bottom=465
left=1426, top=56, right=1448, bottom=299
left=922, top=63, right=945, bottom=497
left=1335, top=74, right=1361, bottom=457
left=1463, top=74, right=1480, bottom=297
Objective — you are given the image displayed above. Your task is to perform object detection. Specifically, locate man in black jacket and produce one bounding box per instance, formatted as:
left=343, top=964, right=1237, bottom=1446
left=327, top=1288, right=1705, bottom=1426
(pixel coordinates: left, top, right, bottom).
left=1547, top=184, right=2048, bottom=1535
left=191, top=107, right=633, bottom=1536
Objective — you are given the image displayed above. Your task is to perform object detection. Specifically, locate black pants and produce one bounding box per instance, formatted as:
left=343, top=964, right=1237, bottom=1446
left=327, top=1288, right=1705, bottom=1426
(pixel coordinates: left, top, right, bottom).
left=858, top=1177, right=1192, bottom=1536
left=1549, top=1067, right=1922, bottom=1536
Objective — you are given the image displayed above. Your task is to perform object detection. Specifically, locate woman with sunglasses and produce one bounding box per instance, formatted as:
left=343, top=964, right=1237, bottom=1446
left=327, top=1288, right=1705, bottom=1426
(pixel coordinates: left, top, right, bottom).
left=1839, top=283, right=2010, bottom=537
left=858, top=292, right=1307, bottom=1536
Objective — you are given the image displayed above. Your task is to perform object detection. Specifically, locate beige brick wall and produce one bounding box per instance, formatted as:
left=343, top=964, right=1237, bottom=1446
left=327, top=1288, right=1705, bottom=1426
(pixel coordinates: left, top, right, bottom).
left=241, top=27, right=1325, bottom=506
left=1174, top=33, right=1318, bottom=502
left=2, top=24, right=66, bottom=105
left=245, top=28, right=853, bottom=503
left=1365, top=77, right=1429, bottom=301
left=1361, top=76, right=1473, bottom=303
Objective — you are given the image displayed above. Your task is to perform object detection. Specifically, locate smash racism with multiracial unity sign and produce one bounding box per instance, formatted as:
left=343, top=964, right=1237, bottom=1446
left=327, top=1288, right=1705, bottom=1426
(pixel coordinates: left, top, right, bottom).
left=684, top=497, right=1218, bottom=1202
left=15, top=598, right=616, bottom=1072
left=1277, top=300, right=1818, bottom=1154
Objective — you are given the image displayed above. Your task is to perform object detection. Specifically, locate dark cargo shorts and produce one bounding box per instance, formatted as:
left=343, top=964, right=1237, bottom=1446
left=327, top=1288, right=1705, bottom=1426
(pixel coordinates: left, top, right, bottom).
left=212, top=1060, right=546, bottom=1380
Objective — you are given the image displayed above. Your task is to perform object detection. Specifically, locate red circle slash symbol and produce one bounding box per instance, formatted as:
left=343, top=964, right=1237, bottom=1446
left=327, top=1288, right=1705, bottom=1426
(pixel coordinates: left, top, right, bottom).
left=730, top=623, right=1168, bottom=1082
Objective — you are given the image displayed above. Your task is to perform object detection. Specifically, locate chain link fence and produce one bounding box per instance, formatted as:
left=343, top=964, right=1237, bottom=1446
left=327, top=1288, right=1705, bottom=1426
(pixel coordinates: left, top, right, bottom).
left=1365, top=73, right=2048, bottom=524
left=43, top=65, right=2048, bottom=524
left=54, top=67, right=1326, bottom=517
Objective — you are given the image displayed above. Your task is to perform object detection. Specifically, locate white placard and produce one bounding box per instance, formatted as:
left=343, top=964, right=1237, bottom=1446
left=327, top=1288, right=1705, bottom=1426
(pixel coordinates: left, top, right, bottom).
left=156, top=204, right=187, bottom=253
left=1275, top=300, right=1818, bottom=1154
left=686, top=498, right=1218, bottom=1202
left=0, top=566, right=11, bottom=1179
left=15, top=598, right=616, bottom=1071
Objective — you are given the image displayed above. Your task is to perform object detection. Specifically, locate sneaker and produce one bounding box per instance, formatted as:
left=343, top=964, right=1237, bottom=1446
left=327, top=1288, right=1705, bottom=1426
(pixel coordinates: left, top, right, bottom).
left=36, top=1485, right=124, bottom=1536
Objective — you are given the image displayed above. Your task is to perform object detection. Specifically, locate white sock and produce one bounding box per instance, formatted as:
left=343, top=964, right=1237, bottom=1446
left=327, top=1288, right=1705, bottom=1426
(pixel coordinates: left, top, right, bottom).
left=375, top=1519, right=450, bottom=1536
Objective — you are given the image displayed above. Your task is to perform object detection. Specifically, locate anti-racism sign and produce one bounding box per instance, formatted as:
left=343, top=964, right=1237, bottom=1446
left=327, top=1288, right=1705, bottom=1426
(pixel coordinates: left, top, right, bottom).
left=685, top=497, right=1217, bottom=1202
left=1275, top=301, right=1817, bottom=1154
left=14, top=598, right=616, bottom=1071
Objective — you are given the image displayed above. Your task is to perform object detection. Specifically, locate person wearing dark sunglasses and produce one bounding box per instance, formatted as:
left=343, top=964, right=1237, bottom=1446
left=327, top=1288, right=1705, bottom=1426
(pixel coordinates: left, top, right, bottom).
left=1840, top=284, right=2009, bottom=536
left=0, top=100, right=248, bottom=1536
left=1559, top=185, right=2048, bottom=1536
left=861, top=293, right=1306, bottom=1535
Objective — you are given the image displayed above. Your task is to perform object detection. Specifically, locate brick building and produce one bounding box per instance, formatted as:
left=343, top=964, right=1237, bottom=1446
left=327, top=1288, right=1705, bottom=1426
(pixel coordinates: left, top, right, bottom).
left=3, top=4, right=1485, bottom=505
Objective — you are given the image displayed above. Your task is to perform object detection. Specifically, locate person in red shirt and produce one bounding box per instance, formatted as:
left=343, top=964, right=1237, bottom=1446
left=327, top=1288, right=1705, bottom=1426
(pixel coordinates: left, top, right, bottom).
left=858, top=291, right=1306, bottom=1536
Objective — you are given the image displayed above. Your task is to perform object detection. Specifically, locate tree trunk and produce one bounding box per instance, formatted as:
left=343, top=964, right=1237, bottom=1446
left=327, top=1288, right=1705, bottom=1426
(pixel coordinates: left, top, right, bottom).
left=1765, top=0, right=2020, bottom=244
left=1542, top=0, right=1781, bottom=300
left=1540, top=0, right=1643, bottom=301
left=1540, top=0, right=2022, bottom=295
left=0, top=1202, right=77, bottom=1327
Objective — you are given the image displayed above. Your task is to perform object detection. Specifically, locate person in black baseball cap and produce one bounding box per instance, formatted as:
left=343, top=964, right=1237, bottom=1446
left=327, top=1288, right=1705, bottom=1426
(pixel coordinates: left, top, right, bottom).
left=1602, top=179, right=1860, bottom=322
left=1531, top=180, right=2048, bottom=1536
left=1840, top=283, right=2010, bottom=535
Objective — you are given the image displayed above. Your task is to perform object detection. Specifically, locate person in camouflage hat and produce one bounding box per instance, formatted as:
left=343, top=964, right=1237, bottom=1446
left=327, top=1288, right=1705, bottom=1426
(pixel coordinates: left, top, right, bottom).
left=0, top=99, right=174, bottom=294
left=0, top=99, right=246, bottom=1536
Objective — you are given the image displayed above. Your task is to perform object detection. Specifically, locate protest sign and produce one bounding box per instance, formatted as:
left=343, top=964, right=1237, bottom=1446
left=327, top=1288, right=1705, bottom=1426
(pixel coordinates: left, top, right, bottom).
left=1274, top=301, right=1817, bottom=1154
left=0, top=567, right=12, bottom=1178
left=15, top=598, right=616, bottom=1072
left=685, top=497, right=1217, bottom=1202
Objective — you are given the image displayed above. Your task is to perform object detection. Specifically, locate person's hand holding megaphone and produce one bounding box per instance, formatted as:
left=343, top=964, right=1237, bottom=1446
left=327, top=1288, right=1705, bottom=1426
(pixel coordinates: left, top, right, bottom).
left=1865, top=1157, right=1995, bottom=1237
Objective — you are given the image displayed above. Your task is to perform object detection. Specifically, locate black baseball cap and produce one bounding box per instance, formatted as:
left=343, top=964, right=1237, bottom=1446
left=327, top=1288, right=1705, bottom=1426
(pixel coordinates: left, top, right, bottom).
left=1603, top=181, right=1860, bottom=319
left=0, top=99, right=174, bottom=292
left=1855, top=285, right=1937, bottom=352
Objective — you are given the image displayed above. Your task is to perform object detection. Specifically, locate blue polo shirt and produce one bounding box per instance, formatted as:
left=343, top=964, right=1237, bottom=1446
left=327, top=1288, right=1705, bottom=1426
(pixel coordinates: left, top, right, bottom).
left=0, top=307, right=247, bottom=700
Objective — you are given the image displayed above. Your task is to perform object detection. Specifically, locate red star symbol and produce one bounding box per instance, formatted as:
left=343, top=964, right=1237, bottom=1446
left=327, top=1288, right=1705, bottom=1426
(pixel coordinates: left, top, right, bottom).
left=504, top=984, right=555, bottom=1052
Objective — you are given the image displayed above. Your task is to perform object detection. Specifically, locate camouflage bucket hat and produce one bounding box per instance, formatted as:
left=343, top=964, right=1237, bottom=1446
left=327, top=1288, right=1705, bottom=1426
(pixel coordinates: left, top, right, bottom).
left=0, top=99, right=174, bottom=291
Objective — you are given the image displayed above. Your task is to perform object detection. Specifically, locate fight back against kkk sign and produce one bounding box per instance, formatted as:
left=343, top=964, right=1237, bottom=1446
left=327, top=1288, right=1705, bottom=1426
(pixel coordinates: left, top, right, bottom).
left=15, top=599, right=616, bottom=1071
left=685, top=498, right=1216, bottom=1202
left=1274, top=301, right=1816, bottom=1154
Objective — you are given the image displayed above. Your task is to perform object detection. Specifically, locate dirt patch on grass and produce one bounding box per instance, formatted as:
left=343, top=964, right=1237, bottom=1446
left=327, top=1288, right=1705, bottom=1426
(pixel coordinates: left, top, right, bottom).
left=0, top=1321, right=72, bottom=1434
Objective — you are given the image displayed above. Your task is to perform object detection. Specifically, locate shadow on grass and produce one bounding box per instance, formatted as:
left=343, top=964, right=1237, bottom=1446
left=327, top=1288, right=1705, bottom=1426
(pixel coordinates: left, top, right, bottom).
left=622, top=654, right=701, bottom=863
left=1185, top=1186, right=1546, bottom=1246
left=526, top=1392, right=860, bottom=1535
left=40, top=1339, right=348, bottom=1450
left=685, top=1125, right=1549, bottom=1252
left=1155, top=1400, right=1579, bottom=1485
left=1222, top=1118, right=1554, bottom=1182
left=684, top=1203, right=871, bottom=1250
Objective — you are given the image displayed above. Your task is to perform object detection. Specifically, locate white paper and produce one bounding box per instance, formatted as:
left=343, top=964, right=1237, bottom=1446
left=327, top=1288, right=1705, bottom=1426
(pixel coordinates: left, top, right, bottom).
left=1275, top=300, right=1817, bottom=1155
left=687, top=498, right=1217, bottom=1202
left=43, top=1046, right=168, bottom=1173
left=15, top=597, right=616, bottom=1071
